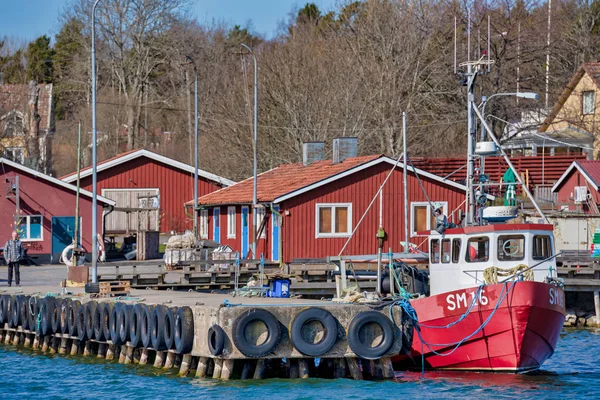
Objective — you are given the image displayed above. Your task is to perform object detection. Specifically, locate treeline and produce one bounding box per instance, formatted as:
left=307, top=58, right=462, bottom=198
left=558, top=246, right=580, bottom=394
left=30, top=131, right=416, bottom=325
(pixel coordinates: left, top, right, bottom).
left=1, top=0, right=599, bottom=179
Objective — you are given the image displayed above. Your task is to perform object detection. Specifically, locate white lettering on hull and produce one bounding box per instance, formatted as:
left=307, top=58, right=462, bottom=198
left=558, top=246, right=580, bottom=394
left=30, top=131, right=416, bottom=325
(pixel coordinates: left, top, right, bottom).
left=447, top=290, right=488, bottom=311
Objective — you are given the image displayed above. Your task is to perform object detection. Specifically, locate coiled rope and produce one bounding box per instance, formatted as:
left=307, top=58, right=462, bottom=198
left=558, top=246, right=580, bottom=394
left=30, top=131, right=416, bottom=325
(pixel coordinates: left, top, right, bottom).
left=483, top=264, right=533, bottom=284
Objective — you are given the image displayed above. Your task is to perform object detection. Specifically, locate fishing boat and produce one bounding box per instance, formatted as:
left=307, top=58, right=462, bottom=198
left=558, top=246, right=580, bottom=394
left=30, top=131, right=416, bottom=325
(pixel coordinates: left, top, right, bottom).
left=391, top=55, right=566, bottom=372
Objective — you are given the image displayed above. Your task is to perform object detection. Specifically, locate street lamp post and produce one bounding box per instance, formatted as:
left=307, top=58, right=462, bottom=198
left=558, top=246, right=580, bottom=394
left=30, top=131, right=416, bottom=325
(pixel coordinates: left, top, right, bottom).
left=241, top=43, right=258, bottom=259
left=186, top=56, right=199, bottom=239
left=91, top=0, right=103, bottom=284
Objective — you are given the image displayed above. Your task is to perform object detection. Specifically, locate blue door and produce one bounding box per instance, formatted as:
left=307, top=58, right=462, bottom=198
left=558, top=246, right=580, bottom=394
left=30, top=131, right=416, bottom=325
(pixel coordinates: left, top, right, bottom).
left=213, top=208, right=220, bottom=244
left=241, top=206, right=249, bottom=258
left=271, top=205, right=280, bottom=262
left=51, top=216, right=80, bottom=264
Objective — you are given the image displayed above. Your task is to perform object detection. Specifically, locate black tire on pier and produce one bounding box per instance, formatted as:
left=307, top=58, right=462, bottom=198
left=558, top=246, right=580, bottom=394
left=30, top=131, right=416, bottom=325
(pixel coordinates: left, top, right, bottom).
left=27, top=297, right=39, bottom=332
left=101, top=302, right=114, bottom=342
left=347, top=311, right=396, bottom=360
left=68, top=300, right=81, bottom=337
left=93, top=301, right=104, bottom=341
left=8, top=295, right=19, bottom=328
left=0, top=295, right=7, bottom=324
left=19, top=295, right=30, bottom=331
left=174, top=306, right=194, bottom=354
left=117, top=304, right=131, bottom=345
left=150, top=305, right=168, bottom=351
left=34, top=297, right=44, bottom=336
left=85, top=282, right=100, bottom=294
left=110, top=302, right=122, bottom=345
left=163, top=307, right=178, bottom=350
left=232, top=308, right=281, bottom=358
left=140, top=304, right=153, bottom=348
left=129, top=304, right=144, bottom=348
left=41, top=297, right=56, bottom=335
left=51, top=298, right=63, bottom=334
left=289, top=308, right=339, bottom=357
left=85, top=301, right=98, bottom=340
left=60, top=299, right=72, bottom=334
left=77, top=302, right=88, bottom=341
left=207, top=325, right=225, bottom=356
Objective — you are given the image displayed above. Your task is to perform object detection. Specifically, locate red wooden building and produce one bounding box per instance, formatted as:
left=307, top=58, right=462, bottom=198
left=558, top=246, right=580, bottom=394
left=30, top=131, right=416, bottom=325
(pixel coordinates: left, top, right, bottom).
left=189, top=153, right=474, bottom=264
left=1, top=157, right=115, bottom=264
left=61, top=149, right=235, bottom=234
left=552, top=160, right=600, bottom=212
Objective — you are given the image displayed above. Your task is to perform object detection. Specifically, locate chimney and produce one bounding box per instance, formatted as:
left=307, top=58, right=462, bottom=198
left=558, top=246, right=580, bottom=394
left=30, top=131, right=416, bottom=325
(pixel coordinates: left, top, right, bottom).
left=332, top=137, right=358, bottom=164
left=302, top=142, right=325, bottom=166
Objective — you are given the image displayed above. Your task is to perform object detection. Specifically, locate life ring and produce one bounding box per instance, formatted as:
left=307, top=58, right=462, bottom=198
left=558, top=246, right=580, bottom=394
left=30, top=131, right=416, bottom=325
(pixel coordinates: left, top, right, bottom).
left=174, top=306, right=194, bottom=354
left=208, top=324, right=226, bottom=356
left=232, top=309, right=281, bottom=357
left=290, top=308, right=339, bottom=356
left=129, top=304, right=144, bottom=347
left=151, top=305, right=168, bottom=351
left=347, top=311, right=395, bottom=360
left=163, top=307, right=178, bottom=350
left=140, top=305, right=153, bottom=348
left=60, top=244, right=86, bottom=267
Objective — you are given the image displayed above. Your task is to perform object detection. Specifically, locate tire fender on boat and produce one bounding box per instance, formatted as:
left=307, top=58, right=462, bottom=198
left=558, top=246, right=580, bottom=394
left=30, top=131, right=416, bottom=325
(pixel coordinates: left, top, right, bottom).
left=232, top=308, right=281, bottom=357
left=347, top=311, right=395, bottom=360
left=208, top=324, right=226, bottom=356
left=289, top=307, right=339, bottom=356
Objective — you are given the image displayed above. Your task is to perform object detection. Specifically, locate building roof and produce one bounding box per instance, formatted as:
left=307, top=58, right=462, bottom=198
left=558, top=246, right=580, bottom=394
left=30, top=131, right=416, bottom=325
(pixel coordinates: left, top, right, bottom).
left=552, top=160, right=600, bottom=192
left=0, top=157, right=116, bottom=206
left=189, top=154, right=473, bottom=206
left=61, top=149, right=236, bottom=187
left=540, top=63, right=600, bottom=132
left=0, top=83, right=53, bottom=131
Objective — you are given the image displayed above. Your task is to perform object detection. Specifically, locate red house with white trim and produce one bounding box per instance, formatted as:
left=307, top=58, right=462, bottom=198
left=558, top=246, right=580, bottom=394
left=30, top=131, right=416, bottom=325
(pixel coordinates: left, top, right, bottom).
left=1, top=157, right=115, bottom=264
left=552, top=160, right=600, bottom=212
left=188, top=143, right=473, bottom=264
left=61, top=149, right=235, bottom=234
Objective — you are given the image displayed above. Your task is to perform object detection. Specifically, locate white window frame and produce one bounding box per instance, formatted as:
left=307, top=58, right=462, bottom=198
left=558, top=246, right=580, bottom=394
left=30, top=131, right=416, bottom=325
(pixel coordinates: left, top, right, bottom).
left=256, top=207, right=266, bottom=238
left=410, top=201, right=448, bottom=237
left=18, top=215, right=43, bottom=242
left=227, top=206, right=236, bottom=239
left=199, top=209, right=208, bottom=239
left=315, top=203, right=353, bottom=238
left=583, top=90, right=595, bottom=115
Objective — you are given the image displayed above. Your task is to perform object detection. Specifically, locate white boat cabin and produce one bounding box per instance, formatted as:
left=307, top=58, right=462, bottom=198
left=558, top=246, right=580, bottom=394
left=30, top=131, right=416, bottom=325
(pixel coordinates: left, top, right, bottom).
left=428, top=224, right=557, bottom=296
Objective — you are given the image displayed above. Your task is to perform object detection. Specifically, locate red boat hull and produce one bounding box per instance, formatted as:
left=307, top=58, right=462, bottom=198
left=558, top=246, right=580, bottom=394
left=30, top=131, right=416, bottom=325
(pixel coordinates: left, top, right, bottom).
left=392, top=281, right=566, bottom=372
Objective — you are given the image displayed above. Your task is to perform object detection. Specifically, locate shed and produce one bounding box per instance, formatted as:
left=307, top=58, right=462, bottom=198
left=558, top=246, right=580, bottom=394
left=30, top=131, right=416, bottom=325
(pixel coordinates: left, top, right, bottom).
left=61, top=149, right=235, bottom=234
left=552, top=160, right=600, bottom=213
left=0, top=157, right=115, bottom=264
left=188, top=153, right=474, bottom=264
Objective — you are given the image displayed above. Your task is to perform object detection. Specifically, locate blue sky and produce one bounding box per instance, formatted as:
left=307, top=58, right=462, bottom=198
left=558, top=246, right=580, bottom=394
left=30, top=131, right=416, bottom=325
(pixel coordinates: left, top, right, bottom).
left=0, top=0, right=338, bottom=42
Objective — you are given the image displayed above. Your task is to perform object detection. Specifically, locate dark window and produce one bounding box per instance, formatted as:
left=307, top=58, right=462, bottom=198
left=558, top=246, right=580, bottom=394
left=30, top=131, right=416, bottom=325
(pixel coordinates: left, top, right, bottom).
left=442, top=239, right=451, bottom=263
left=430, top=239, right=440, bottom=264
left=497, top=235, right=525, bottom=261
left=452, top=239, right=461, bottom=263
left=533, top=235, right=553, bottom=260
left=466, top=237, right=489, bottom=263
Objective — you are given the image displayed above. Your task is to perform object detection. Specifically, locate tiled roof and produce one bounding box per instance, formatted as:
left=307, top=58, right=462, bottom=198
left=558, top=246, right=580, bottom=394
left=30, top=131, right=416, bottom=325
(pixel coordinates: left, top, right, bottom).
left=0, top=83, right=53, bottom=131
left=191, top=154, right=383, bottom=205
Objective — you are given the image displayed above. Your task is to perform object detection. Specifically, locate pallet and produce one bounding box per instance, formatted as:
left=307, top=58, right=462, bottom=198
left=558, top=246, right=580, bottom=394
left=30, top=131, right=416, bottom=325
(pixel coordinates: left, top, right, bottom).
left=99, top=281, right=131, bottom=297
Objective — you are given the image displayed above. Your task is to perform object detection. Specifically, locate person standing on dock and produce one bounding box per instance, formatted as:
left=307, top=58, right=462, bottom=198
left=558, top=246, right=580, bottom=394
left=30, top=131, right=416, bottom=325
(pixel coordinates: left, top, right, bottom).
left=4, top=231, right=24, bottom=287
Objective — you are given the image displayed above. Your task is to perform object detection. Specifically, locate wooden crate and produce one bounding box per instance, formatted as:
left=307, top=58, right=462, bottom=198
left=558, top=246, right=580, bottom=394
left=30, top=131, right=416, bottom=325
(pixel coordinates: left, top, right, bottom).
left=99, top=281, right=131, bottom=297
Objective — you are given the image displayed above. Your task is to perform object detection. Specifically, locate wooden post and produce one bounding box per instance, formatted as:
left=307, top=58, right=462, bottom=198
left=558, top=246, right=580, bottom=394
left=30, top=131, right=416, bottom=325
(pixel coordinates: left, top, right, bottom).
left=346, top=358, right=363, bottom=380
left=70, top=340, right=80, bottom=356
left=196, top=357, right=208, bottom=378
left=4, top=331, right=12, bottom=345
left=41, top=336, right=50, bottom=353
left=106, top=344, right=116, bottom=360
left=179, top=354, right=192, bottom=376
left=595, top=290, right=600, bottom=325
left=12, top=331, right=20, bottom=346
left=133, top=348, right=141, bottom=364
left=212, top=358, right=223, bottom=379
left=164, top=352, right=176, bottom=369
left=124, top=346, right=134, bottom=364
left=381, top=357, right=395, bottom=379
left=221, top=359, right=235, bottom=380
left=298, top=359, right=310, bottom=379
left=154, top=351, right=166, bottom=368
left=334, top=358, right=346, bottom=379
left=139, top=349, right=150, bottom=365
left=253, top=359, right=266, bottom=380
left=50, top=337, right=60, bottom=354
left=83, top=341, right=92, bottom=356
left=59, top=337, right=69, bottom=354
left=118, top=345, right=128, bottom=364
left=32, top=335, right=40, bottom=350
left=23, top=334, right=32, bottom=348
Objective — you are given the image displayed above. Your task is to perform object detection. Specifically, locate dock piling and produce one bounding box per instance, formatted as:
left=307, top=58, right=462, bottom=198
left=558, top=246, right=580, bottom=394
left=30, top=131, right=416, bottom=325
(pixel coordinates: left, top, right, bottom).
left=59, top=337, right=69, bottom=354
left=154, top=351, right=166, bottom=368
left=12, top=332, right=20, bottom=346
left=139, top=349, right=149, bottom=365
left=346, top=358, right=363, bottom=380
left=106, top=344, right=116, bottom=360
left=253, top=359, right=266, bottom=380
left=118, top=345, right=127, bottom=363
left=41, top=336, right=50, bottom=353
left=24, top=334, right=32, bottom=348
left=212, top=358, right=223, bottom=379
left=195, top=356, right=208, bottom=378
left=221, top=359, right=234, bottom=380
left=32, top=335, right=40, bottom=350
left=298, top=359, right=310, bottom=379
left=163, top=352, right=176, bottom=369
left=594, top=290, right=600, bottom=324
left=179, top=354, right=192, bottom=376
left=70, top=340, right=80, bottom=355
left=240, top=360, right=253, bottom=379
left=124, top=345, right=134, bottom=364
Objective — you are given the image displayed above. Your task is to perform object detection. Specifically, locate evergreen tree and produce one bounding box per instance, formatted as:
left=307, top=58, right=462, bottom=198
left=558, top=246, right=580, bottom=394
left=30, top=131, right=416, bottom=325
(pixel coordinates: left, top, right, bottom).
left=25, top=35, right=54, bottom=83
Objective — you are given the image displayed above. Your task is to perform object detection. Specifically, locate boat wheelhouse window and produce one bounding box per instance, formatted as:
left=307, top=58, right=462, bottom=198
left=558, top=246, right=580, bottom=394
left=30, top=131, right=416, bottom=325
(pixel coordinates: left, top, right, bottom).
left=466, top=237, right=489, bottom=262
left=497, top=235, right=525, bottom=262
left=442, top=239, right=451, bottom=263
left=452, top=239, right=461, bottom=263
left=430, top=239, right=440, bottom=263
left=533, top=235, right=553, bottom=260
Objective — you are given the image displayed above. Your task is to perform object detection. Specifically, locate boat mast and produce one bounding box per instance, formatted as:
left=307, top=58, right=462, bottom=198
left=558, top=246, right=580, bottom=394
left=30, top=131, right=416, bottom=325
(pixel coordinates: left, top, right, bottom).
left=465, top=9, right=478, bottom=226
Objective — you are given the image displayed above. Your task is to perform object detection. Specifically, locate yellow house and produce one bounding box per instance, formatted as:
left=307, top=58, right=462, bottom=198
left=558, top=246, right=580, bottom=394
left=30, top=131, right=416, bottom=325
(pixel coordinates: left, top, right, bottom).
left=0, top=81, right=54, bottom=173
left=540, top=63, right=600, bottom=158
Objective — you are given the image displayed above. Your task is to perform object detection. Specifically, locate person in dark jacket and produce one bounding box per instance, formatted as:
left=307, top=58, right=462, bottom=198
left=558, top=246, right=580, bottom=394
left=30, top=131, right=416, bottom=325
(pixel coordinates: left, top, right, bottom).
left=4, top=231, right=24, bottom=287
